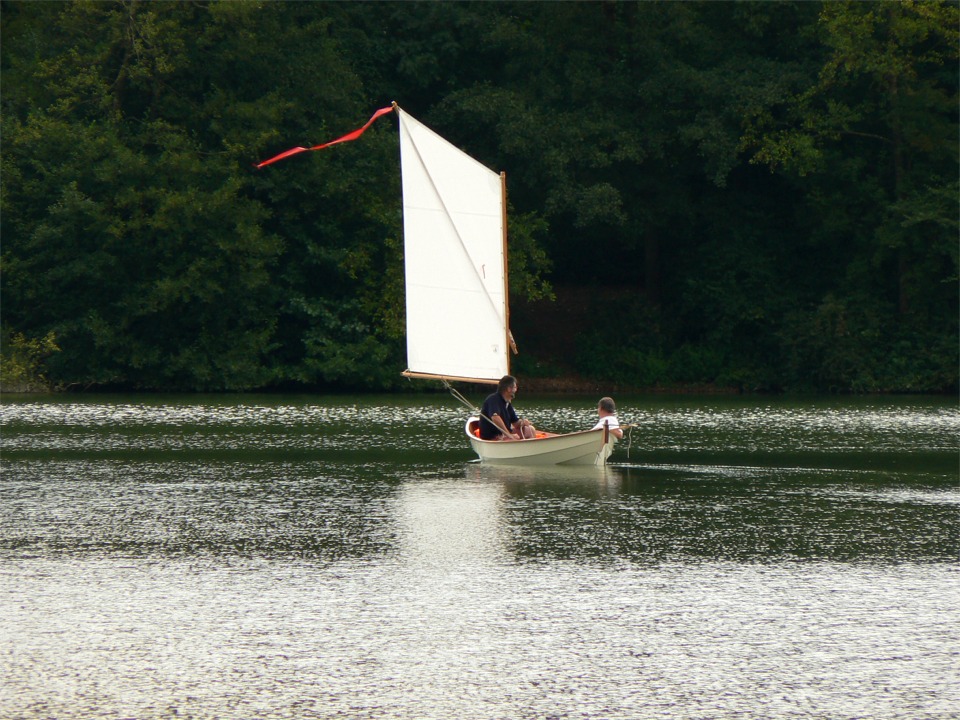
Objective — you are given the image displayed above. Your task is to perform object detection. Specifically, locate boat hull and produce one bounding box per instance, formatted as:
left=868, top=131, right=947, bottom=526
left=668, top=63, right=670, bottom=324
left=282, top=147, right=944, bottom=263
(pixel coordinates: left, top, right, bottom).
left=465, top=417, right=616, bottom=466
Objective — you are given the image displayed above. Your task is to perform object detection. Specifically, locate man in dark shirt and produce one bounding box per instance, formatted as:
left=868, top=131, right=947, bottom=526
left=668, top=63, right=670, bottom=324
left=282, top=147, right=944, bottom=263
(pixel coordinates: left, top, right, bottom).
left=479, top=375, right=536, bottom=440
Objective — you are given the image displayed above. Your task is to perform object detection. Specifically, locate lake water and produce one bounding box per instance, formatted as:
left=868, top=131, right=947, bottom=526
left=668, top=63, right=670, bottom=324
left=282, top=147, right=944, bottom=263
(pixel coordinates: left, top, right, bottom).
left=1, top=394, right=958, bottom=719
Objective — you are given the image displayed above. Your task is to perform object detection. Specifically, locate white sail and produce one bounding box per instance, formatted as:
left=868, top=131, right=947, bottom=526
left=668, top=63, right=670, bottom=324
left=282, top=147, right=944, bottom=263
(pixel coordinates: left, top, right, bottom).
left=397, top=107, right=509, bottom=383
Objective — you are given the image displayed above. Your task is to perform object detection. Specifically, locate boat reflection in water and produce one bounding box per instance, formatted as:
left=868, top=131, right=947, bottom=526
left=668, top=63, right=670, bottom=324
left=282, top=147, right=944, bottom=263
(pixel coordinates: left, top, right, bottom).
left=463, top=460, right=622, bottom=494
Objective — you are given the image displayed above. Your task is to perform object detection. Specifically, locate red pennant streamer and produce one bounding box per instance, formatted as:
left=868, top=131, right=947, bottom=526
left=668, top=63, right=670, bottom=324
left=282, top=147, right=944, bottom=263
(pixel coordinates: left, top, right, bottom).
left=256, top=106, right=395, bottom=169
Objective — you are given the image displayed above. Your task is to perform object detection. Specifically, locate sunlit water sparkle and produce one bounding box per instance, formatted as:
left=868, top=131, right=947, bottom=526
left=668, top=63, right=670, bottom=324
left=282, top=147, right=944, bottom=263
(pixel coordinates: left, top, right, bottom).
left=1, top=395, right=957, bottom=719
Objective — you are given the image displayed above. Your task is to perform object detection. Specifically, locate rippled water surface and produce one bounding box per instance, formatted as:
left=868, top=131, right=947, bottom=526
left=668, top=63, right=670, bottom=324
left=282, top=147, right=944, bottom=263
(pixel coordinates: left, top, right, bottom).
left=2, top=394, right=958, bottom=719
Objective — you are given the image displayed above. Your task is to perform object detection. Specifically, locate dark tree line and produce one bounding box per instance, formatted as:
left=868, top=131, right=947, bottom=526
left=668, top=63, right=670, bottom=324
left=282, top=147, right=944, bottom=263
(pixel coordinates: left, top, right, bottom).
left=2, top=1, right=957, bottom=392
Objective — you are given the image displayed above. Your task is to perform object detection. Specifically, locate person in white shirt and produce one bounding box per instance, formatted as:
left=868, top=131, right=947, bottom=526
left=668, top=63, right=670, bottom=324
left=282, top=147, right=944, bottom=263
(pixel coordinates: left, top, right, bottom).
left=591, top=396, right=623, bottom=439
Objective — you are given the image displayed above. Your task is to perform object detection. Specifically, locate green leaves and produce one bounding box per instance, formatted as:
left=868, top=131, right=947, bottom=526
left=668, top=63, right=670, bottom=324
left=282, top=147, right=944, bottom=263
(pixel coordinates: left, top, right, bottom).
left=0, top=329, right=60, bottom=392
left=2, top=2, right=288, bottom=389
left=1, top=1, right=955, bottom=393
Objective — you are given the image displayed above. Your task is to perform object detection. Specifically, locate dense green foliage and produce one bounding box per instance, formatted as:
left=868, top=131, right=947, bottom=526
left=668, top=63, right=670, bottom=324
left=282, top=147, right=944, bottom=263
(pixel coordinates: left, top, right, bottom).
left=2, top=1, right=956, bottom=392
left=0, top=328, right=59, bottom=391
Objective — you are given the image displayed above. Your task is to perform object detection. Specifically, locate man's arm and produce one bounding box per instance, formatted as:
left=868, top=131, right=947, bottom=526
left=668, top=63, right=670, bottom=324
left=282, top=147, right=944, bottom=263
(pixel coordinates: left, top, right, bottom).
left=491, top=413, right=519, bottom=439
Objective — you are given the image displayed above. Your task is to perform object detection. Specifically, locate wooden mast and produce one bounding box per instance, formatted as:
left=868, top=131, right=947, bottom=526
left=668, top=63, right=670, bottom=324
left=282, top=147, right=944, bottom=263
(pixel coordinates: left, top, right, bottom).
left=501, top=171, right=517, bottom=375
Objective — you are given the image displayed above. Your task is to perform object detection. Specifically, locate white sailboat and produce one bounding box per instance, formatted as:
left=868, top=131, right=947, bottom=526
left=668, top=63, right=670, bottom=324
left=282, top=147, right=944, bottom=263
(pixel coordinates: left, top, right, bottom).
left=258, top=103, right=617, bottom=465
left=395, top=104, right=616, bottom=466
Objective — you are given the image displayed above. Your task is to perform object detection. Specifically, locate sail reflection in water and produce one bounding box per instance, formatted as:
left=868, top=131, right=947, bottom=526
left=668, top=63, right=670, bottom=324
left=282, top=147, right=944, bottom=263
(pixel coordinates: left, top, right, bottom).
left=396, top=476, right=507, bottom=567
left=1, top=395, right=958, bottom=719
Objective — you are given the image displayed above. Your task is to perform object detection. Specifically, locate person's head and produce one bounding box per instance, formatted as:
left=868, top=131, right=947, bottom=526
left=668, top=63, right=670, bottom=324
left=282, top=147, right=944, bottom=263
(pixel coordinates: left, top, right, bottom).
left=498, top=374, right=518, bottom=399
left=598, top=396, right=616, bottom=416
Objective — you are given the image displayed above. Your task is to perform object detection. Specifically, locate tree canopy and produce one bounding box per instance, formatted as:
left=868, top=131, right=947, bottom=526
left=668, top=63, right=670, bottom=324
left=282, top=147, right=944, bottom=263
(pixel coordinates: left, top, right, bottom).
left=2, top=0, right=956, bottom=393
